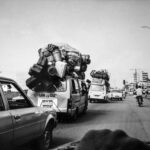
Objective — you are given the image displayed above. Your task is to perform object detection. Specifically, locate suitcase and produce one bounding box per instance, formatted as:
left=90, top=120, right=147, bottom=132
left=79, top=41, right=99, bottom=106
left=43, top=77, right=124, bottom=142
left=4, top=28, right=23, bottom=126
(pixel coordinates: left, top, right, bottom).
left=47, top=65, right=57, bottom=76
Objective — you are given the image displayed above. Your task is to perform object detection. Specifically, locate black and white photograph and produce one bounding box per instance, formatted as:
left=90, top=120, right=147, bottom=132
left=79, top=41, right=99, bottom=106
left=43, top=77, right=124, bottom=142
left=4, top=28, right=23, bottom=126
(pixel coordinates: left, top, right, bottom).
left=0, top=0, right=150, bottom=150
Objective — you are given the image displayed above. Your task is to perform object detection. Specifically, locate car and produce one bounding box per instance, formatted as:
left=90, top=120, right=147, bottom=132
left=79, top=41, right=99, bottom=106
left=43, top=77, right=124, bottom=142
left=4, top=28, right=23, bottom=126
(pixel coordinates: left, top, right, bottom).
left=0, top=76, right=57, bottom=150
left=108, top=89, right=123, bottom=101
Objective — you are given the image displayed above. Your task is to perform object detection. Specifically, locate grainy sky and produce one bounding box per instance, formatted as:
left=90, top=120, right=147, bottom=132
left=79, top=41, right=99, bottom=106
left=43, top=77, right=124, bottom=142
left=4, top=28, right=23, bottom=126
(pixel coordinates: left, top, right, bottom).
left=0, top=0, right=150, bottom=88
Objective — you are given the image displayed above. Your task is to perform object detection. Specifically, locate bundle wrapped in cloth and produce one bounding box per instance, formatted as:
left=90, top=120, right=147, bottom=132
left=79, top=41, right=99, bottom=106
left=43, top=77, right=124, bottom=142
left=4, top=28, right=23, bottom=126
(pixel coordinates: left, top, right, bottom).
left=26, top=43, right=91, bottom=92
left=90, top=70, right=109, bottom=81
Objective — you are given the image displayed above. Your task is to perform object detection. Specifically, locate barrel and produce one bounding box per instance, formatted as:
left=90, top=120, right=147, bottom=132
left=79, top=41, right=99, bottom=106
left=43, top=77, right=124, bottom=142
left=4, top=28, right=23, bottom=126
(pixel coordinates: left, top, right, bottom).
left=47, top=65, right=57, bottom=76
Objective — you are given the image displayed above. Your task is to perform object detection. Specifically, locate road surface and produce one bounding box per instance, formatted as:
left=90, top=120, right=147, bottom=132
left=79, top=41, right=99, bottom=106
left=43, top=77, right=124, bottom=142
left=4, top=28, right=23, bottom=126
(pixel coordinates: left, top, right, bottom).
left=51, top=96, right=150, bottom=149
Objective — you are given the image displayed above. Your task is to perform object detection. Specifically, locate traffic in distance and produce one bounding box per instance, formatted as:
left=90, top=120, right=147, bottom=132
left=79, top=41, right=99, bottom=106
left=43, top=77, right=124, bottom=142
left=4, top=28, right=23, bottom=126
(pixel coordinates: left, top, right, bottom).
left=1, top=43, right=150, bottom=150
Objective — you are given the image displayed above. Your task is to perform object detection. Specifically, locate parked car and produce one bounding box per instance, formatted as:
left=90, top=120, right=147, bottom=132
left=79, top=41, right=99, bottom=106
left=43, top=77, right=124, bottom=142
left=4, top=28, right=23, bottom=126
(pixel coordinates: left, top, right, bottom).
left=108, top=89, right=123, bottom=101
left=0, top=76, right=57, bottom=150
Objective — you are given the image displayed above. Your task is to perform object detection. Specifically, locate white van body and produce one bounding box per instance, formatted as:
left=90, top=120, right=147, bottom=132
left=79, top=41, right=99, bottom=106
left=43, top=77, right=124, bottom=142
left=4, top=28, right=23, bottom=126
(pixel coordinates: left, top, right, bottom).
left=55, top=76, right=88, bottom=119
left=88, top=83, right=108, bottom=102
left=28, top=76, right=88, bottom=120
left=40, top=76, right=88, bottom=120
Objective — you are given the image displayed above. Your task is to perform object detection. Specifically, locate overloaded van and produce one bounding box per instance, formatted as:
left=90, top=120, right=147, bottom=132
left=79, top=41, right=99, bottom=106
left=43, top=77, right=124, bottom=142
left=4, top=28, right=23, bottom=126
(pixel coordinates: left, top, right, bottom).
left=37, top=76, right=88, bottom=120
left=88, top=82, right=109, bottom=103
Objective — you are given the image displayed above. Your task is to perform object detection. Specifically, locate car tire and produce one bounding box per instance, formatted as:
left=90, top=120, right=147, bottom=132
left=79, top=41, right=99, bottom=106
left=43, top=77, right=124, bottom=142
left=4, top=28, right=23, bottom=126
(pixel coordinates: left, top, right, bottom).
left=37, top=125, right=53, bottom=150
left=72, top=109, right=78, bottom=121
left=83, top=102, right=88, bottom=114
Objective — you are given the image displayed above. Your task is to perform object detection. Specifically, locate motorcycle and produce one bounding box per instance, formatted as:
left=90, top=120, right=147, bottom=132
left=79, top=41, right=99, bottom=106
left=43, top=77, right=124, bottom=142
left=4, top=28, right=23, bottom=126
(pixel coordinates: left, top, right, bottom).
left=136, top=95, right=143, bottom=107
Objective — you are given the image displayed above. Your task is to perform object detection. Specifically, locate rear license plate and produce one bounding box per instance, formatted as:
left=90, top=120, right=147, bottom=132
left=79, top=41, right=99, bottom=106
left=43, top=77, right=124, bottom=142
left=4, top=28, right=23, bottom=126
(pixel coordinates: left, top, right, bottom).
left=42, top=100, right=53, bottom=108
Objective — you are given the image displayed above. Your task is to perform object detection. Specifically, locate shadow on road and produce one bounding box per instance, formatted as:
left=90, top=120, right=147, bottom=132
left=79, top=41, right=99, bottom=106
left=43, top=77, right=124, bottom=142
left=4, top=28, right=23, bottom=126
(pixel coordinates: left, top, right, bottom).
left=51, top=136, right=73, bottom=149
left=74, top=109, right=113, bottom=124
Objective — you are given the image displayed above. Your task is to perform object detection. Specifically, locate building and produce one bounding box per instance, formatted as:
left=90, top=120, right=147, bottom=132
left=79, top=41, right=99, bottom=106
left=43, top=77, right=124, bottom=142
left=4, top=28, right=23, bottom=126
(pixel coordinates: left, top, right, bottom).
left=133, top=71, right=140, bottom=83
left=132, top=70, right=149, bottom=83
left=142, top=71, right=149, bottom=82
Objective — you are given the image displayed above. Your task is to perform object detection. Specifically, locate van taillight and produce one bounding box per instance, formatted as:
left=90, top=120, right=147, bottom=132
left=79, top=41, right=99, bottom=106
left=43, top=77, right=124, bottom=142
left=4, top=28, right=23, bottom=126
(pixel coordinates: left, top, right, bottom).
left=68, top=99, right=72, bottom=108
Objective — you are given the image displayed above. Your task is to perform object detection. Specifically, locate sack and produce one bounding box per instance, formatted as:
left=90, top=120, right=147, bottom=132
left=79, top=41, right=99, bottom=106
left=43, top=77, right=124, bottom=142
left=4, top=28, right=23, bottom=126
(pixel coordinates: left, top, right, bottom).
left=81, top=55, right=91, bottom=64
left=29, top=64, right=43, bottom=76
left=26, top=76, right=40, bottom=89
left=52, top=49, right=62, bottom=62
left=55, top=61, right=67, bottom=78
left=37, top=56, right=47, bottom=67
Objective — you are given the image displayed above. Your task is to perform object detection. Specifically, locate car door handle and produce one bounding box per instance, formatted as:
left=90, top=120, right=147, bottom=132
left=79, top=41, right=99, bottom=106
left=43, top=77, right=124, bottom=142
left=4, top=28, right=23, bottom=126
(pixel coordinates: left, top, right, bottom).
left=14, top=115, right=21, bottom=120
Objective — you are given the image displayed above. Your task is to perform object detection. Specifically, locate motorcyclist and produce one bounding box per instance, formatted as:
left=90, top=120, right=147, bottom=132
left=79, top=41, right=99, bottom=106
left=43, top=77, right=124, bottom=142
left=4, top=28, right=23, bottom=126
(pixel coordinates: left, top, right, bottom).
left=136, top=85, right=143, bottom=103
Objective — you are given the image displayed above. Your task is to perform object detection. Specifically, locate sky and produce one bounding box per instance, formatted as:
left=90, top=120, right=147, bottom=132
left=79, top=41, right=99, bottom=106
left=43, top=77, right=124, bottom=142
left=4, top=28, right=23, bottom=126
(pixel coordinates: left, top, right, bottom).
left=0, top=0, right=150, bottom=88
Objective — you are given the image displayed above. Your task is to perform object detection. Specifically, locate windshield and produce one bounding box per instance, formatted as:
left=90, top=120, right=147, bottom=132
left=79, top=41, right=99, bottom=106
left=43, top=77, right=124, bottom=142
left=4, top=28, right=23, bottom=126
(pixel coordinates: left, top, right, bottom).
left=56, top=80, right=67, bottom=92
left=90, top=84, right=104, bottom=91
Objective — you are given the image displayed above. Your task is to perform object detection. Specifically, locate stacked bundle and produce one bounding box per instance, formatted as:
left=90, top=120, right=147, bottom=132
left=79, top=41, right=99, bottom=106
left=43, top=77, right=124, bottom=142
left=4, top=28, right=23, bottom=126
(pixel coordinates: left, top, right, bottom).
left=90, top=70, right=109, bottom=81
left=90, top=70, right=110, bottom=88
left=26, top=43, right=91, bottom=92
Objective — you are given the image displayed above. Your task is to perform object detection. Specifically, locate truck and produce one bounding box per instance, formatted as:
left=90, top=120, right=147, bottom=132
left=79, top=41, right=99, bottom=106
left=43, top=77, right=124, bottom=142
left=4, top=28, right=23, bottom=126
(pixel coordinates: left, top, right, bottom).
left=0, top=76, right=57, bottom=150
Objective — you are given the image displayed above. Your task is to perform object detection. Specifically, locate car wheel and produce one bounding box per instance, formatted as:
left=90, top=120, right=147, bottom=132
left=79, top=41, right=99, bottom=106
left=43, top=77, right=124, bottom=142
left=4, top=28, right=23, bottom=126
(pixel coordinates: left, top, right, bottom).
left=37, top=126, right=53, bottom=150
left=83, top=102, right=88, bottom=114
left=72, top=109, right=78, bottom=121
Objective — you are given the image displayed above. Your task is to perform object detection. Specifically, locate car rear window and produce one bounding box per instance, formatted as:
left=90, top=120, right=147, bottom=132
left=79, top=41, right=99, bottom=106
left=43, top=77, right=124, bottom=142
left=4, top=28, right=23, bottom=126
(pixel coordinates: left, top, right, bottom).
left=56, top=80, right=67, bottom=92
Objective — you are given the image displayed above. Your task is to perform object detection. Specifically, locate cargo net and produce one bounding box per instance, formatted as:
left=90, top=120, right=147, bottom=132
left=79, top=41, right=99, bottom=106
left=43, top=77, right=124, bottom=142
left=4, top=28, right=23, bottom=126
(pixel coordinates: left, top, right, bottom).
left=90, top=70, right=110, bottom=88
left=26, top=43, right=91, bottom=92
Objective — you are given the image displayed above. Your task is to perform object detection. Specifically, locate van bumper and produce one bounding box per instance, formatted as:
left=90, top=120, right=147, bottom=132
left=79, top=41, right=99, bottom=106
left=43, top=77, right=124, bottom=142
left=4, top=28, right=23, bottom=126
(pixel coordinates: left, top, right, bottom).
left=57, top=108, right=76, bottom=117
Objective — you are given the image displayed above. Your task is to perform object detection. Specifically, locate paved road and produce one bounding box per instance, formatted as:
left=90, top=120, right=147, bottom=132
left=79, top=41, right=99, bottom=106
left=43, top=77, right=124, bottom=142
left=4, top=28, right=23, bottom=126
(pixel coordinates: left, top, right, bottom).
left=51, top=96, right=150, bottom=149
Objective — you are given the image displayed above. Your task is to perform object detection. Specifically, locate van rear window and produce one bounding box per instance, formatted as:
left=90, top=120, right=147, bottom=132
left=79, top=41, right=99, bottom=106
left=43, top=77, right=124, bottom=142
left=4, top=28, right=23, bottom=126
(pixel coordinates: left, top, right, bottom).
left=56, top=80, right=67, bottom=92
left=90, top=84, right=104, bottom=91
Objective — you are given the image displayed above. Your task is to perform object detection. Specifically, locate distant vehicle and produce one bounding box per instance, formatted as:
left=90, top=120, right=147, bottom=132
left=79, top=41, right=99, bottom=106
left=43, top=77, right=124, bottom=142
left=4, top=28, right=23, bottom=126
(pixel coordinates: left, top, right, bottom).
left=0, top=76, right=57, bottom=150
left=88, top=83, right=109, bottom=103
left=108, top=89, right=123, bottom=101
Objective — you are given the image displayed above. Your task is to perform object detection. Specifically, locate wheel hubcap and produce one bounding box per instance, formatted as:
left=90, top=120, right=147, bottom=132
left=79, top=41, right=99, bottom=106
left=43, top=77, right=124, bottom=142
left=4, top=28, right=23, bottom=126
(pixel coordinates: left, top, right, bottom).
left=44, top=130, right=50, bottom=149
